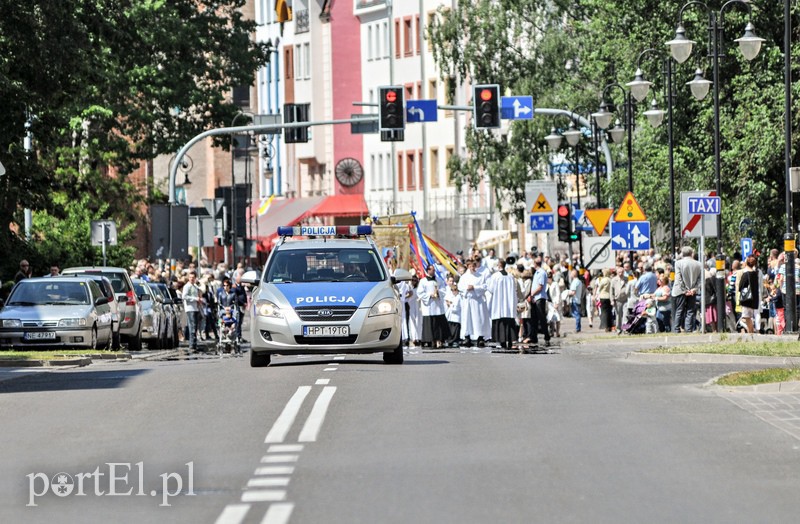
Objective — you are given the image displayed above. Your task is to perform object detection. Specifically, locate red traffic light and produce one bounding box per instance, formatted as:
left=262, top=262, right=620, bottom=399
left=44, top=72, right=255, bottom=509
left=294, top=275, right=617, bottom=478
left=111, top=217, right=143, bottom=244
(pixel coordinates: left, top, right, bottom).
left=385, top=90, right=397, bottom=103
left=557, top=205, right=570, bottom=217
left=480, top=88, right=493, bottom=101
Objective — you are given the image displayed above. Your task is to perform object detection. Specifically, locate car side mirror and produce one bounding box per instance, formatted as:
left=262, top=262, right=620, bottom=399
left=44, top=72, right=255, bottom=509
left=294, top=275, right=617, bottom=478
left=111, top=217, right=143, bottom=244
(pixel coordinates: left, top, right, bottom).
left=392, top=268, right=413, bottom=284
left=139, top=294, right=151, bottom=302
left=241, top=270, right=259, bottom=285
left=95, top=296, right=109, bottom=306
left=117, top=296, right=127, bottom=303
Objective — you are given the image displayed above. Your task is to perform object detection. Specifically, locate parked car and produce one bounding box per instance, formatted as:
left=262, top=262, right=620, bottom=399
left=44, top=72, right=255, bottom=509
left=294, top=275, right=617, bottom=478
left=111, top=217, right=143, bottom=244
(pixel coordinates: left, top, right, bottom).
left=80, top=274, right=121, bottom=349
left=61, top=267, right=143, bottom=350
left=0, top=276, right=114, bottom=350
left=149, top=281, right=179, bottom=349
left=132, top=279, right=167, bottom=349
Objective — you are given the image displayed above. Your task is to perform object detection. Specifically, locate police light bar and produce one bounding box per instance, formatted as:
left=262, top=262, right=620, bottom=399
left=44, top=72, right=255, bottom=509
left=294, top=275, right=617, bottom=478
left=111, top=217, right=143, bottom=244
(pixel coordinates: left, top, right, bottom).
left=276, top=225, right=373, bottom=237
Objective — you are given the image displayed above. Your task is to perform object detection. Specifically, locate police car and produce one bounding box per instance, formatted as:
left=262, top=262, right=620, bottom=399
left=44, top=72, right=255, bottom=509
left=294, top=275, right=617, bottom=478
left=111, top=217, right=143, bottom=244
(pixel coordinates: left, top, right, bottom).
left=242, top=225, right=412, bottom=367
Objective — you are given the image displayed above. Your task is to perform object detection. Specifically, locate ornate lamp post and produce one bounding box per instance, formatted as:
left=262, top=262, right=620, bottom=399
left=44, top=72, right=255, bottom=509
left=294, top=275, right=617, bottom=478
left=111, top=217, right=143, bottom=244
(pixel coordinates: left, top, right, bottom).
left=666, top=0, right=765, bottom=333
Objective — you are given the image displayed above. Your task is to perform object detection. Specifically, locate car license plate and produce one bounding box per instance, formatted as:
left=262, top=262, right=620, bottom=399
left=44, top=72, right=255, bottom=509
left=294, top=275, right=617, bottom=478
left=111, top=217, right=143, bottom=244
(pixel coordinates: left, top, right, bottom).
left=23, top=332, right=56, bottom=340
left=303, top=325, right=349, bottom=337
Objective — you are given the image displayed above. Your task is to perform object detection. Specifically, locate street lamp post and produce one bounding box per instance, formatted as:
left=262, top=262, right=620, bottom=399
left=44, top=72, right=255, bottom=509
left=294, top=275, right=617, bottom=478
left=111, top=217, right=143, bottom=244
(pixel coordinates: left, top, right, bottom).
left=626, top=49, right=674, bottom=260
left=666, top=0, right=765, bottom=333
left=230, top=111, right=254, bottom=266
left=784, top=0, right=796, bottom=332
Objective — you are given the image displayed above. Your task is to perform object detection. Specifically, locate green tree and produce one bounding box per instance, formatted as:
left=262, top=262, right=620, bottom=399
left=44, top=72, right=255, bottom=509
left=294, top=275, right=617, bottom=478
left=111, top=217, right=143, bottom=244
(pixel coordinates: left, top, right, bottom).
left=0, top=0, right=271, bottom=278
left=429, top=0, right=798, bottom=257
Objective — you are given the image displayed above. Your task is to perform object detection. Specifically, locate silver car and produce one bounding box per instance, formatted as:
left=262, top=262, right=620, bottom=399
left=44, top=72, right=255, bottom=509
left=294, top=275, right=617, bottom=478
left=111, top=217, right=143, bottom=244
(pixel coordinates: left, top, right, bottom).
left=242, top=225, right=412, bottom=367
left=132, top=279, right=167, bottom=349
left=0, top=277, right=114, bottom=350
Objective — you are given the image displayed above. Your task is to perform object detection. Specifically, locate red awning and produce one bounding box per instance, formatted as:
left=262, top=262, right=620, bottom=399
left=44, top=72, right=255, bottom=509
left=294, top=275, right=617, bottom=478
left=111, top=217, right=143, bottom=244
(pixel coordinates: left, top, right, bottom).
left=310, top=194, right=369, bottom=218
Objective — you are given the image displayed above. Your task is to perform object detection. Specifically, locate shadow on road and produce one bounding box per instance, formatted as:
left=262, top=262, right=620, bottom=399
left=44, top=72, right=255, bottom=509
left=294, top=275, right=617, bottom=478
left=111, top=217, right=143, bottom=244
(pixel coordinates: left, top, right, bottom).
left=268, top=358, right=450, bottom=368
left=0, top=369, right=150, bottom=394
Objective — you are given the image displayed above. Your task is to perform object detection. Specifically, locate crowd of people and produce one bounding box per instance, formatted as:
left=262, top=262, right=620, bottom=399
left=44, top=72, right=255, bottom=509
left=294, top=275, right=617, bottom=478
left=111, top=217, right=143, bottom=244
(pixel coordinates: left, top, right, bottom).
left=395, top=244, right=795, bottom=349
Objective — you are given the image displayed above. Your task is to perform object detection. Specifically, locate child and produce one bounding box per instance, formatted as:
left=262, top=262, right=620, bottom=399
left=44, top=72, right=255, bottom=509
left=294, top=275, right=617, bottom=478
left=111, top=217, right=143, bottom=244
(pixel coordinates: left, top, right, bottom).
left=644, top=298, right=658, bottom=334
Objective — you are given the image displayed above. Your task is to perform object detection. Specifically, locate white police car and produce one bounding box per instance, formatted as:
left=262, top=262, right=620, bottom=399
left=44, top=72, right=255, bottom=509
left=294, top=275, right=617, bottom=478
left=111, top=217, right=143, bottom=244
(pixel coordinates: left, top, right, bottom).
left=242, top=225, right=412, bottom=367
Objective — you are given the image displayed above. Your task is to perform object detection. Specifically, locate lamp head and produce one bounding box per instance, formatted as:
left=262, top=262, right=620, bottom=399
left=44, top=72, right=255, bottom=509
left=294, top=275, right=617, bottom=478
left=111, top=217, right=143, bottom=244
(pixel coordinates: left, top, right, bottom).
left=608, top=121, right=626, bottom=144
left=626, top=68, right=653, bottom=103
left=643, top=99, right=665, bottom=128
left=545, top=127, right=563, bottom=151
left=562, top=122, right=582, bottom=147
left=592, top=102, right=614, bottom=130
left=686, top=68, right=712, bottom=101
left=665, top=24, right=695, bottom=64
left=734, top=22, right=765, bottom=61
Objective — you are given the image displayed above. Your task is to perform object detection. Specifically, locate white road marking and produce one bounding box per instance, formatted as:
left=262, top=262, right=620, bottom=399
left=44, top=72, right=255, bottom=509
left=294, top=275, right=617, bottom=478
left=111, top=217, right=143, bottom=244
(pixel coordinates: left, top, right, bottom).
left=247, top=477, right=290, bottom=488
left=268, top=444, right=304, bottom=453
left=261, top=454, right=299, bottom=463
left=298, top=386, right=337, bottom=442
left=315, top=378, right=330, bottom=385
left=215, top=504, right=250, bottom=524
left=333, top=356, right=345, bottom=360
left=254, top=466, right=295, bottom=476
left=241, top=490, right=286, bottom=502
left=265, top=386, right=311, bottom=443
left=323, top=367, right=338, bottom=371
left=260, top=503, right=295, bottom=524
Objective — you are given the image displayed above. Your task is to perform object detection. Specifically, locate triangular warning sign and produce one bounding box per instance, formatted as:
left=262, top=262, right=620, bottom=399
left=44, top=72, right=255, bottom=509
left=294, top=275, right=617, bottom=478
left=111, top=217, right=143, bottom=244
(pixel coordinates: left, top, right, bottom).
left=531, top=192, right=553, bottom=213
left=614, top=192, right=647, bottom=222
left=585, top=209, right=614, bottom=236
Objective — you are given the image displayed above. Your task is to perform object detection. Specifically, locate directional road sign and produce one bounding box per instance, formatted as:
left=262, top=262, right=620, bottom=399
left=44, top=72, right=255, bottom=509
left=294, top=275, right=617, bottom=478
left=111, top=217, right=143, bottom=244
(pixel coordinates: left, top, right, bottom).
left=687, top=196, right=720, bottom=215
left=610, top=221, right=650, bottom=251
left=406, top=100, right=438, bottom=123
left=500, top=96, right=534, bottom=120
left=681, top=190, right=718, bottom=238
left=530, top=214, right=554, bottom=231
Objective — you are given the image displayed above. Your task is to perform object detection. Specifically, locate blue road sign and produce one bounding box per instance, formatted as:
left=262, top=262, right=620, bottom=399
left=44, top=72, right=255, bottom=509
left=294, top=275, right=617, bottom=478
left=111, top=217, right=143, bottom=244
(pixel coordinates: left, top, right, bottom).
left=529, top=214, right=554, bottom=232
left=687, top=196, right=721, bottom=215
left=610, top=221, right=651, bottom=250
left=572, top=209, right=592, bottom=232
left=406, top=100, right=438, bottom=123
left=741, top=238, right=753, bottom=258
left=500, top=96, right=534, bottom=120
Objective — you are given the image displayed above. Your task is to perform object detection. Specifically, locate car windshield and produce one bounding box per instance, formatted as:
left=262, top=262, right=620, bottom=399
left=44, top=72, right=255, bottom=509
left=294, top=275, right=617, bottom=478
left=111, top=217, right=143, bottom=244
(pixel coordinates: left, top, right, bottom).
left=8, top=281, right=90, bottom=305
left=266, top=248, right=385, bottom=283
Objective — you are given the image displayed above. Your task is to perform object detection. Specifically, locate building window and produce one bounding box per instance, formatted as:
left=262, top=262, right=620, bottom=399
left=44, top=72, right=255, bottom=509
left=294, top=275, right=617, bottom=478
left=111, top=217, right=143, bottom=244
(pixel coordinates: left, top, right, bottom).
left=404, top=83, right=414, bottom=104
left=406, top=152, right=416, bottom=190
left=445, top=146, right=455, bottom=186
left=430, top=148, right=439, bottom=188
left=395, top=19, right=401, bottom=58
left=367, top=25, right=373, bottom=61
left=428, top=79, right=437, bottom=100
left=397, top=152, right=404, bottom=191
left=444, top=76, right=456, bottom=118
left=232, top=86, right=250, bottom=108
left=403, top=17, right=413, bottom=57
left=418, top=149, right=423, bottom=189
left=416, top=81, right=422, bottom=99
left=415, top=15, right=421, bottom=55
left=302, top=43, right=311, bottom=79
left=284, top=47, right=293, bottom=80
left=383, top=21, right=389, bottom=58
left=294, top=44, right=301, bottom=79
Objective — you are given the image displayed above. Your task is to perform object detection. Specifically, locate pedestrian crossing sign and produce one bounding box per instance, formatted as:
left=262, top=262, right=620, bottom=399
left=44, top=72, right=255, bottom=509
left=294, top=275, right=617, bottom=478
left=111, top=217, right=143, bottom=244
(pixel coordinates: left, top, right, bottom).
left=531, top=193, right=552, bottom=213
left=614, top=192, right=647, bottom=222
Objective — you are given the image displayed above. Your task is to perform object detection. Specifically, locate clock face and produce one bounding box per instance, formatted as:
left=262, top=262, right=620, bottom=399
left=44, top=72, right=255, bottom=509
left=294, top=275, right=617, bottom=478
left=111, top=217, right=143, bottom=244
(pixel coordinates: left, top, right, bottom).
left=334, top=157, right=364, bottom=187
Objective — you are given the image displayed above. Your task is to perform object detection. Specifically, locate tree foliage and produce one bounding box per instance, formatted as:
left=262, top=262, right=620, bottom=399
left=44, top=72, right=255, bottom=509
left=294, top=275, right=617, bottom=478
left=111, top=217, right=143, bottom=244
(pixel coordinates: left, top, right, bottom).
left=0, top=0, right=270, bottom=279
left=429, top=0, right=800, bottom=257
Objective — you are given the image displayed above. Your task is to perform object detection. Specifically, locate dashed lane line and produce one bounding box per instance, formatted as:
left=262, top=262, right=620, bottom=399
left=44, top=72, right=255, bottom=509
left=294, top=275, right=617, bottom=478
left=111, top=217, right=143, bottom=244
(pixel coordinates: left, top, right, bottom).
left=264, top=386, right=312, bottom=444
left=241, top=490, right=287, bottom=502
left=254, top=466, right=295, bottom=476
left=298, top=386, right=337, bottom=443
left=261, top=454, right=299, bottom=463
left=261, top=502, right=295, bottom=524
left=214, top=503, right=250, bottom=524
left=247, top=477, right=291, bottom=488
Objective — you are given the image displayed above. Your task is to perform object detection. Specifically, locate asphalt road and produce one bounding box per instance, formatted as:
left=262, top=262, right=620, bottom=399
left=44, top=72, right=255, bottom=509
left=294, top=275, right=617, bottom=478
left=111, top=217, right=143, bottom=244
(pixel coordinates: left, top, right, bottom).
left=1, top=340, right=800, bottom=524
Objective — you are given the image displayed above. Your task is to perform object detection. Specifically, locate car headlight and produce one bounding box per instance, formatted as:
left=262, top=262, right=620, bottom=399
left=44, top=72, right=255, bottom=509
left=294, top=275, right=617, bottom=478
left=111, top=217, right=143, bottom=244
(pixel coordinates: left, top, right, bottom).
left=369, top=298, right=397, bottom=317
left=58, top=318, right=87, bottom=327
left=2, top=319, right=21, bottom=328
left=255, top=300, right=283, bottom=319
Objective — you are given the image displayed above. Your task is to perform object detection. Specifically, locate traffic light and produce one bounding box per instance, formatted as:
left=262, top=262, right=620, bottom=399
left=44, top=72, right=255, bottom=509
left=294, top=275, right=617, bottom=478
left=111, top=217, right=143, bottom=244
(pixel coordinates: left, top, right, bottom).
left=284, top=103, right=310, bottom=143
left=472, top=84, right=500, bottom=129
left=557, top=204, right=571, bottom=242
left=379, top=86, right=405, bottom=132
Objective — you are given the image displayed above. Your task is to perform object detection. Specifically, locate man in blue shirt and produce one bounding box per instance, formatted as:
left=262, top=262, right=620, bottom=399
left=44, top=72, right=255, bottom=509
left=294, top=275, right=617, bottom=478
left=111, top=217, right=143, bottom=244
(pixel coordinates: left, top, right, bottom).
left=635, top=263, right=658, bottom=297
left=530, top=257, right=551, bottom=346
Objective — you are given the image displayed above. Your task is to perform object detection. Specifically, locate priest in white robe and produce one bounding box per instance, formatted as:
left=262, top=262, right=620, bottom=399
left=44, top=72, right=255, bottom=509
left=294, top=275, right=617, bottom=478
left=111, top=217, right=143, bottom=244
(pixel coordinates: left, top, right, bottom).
left=444, top=274, right=462, bottom=347
left=486, top=259, right=519, bottom=348
left=418, top=264, right=449, bottom=348
left=458, top=259, right=490, bottom=347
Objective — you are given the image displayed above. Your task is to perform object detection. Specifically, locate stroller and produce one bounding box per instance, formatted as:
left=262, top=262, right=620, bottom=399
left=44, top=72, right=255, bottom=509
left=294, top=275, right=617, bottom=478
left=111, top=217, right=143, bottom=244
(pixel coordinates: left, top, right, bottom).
left=216, top=305, right=241, bottom=356
left=621, top=299, right=648, bottom=335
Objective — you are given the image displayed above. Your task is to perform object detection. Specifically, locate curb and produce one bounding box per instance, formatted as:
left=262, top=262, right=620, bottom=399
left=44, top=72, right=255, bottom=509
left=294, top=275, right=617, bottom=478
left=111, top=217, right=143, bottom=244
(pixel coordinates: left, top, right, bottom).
left=626, top=352, right=800, bottom=366
left=0, top=352, right=131, bottom=368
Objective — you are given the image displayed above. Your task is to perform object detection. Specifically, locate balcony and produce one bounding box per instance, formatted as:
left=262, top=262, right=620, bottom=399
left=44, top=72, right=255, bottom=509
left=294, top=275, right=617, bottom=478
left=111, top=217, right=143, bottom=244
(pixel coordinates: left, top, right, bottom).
left=295, top=9, right=309, bottom=34
left=354, top=0, right=387, bottom=17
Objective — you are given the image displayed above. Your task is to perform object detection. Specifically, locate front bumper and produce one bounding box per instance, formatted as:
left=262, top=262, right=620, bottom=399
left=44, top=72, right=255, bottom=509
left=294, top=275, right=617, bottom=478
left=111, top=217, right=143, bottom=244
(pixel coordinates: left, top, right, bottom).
left=249, top=307, right=401, bottom=355
left=0, top=327, right=98, bottom=349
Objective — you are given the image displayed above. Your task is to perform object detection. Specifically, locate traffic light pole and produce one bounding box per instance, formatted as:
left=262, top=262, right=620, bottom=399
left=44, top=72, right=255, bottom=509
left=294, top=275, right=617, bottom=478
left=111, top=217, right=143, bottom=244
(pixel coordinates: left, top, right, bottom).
left=167, top=117, right=380, bottom=261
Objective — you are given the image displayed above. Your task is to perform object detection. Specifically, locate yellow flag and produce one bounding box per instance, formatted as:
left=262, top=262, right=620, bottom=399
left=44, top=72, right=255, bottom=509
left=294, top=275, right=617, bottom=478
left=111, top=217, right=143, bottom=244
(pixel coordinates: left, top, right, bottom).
left=258, top=194, right=275, bottom=216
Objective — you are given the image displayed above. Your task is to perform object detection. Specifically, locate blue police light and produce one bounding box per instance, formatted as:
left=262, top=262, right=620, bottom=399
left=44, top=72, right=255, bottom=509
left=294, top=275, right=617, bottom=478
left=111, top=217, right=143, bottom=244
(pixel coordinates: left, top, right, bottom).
left=277, top=225, right=373, bottom=237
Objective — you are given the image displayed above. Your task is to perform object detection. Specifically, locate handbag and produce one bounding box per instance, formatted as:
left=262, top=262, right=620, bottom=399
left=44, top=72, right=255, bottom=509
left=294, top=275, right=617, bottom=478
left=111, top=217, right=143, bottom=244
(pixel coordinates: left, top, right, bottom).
left=740, top=286, right=752, bottom=303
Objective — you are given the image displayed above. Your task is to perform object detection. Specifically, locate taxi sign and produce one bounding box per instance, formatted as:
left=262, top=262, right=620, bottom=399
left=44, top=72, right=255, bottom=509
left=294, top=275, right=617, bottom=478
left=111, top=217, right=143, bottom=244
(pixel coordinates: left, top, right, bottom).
left=531, top=193, right=553, bottom=213
left=614, top=192, right=647, bottom=222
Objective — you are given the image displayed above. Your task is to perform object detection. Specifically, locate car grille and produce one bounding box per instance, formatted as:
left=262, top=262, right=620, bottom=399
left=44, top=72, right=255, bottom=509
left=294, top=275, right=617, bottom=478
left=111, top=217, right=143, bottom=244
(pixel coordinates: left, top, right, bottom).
left=294, top=306, right=357, bottom=322
left=294, top=335, right=358, bottom=345
left=22, top=321, right=59, bottom=328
